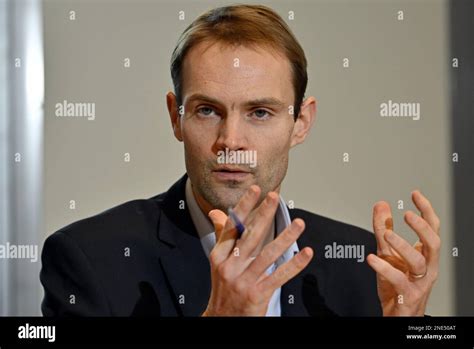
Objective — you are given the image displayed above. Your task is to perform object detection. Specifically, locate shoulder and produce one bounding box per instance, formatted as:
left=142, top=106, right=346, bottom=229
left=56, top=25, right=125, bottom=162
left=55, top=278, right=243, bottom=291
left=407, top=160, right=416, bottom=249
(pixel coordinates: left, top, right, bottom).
left=45, top=194, right=166, bottom=249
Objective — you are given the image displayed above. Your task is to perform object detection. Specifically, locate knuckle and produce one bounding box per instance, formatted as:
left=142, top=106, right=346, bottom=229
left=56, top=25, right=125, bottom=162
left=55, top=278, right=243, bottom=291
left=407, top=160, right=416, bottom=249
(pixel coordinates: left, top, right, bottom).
left=286, top=225, right=299, bottom=240
left=430, top=235, right=441, bottom=251
left=418, top=218, right=429, bottom=230
left=256, top=206, right=268, bottom=221
left=294, top=254, right=308, bottom=270
left=247, top=287, right=263, bottom=304
left=395, top=273, right=408, bottom=287
left=381, top=262, right=392, bottom=275
left=233, top=279, right=247, bottom=294
left=262, top=243, right=278, bottom=260
left=278, top=234, right=293, bottom=249
left=413, top=254, right=426, bottom=272
left=217, top=263, right=232, bottom=281
left=279, top=228, right=298, bottom=248
left=209, top=250, right=219, bottom=266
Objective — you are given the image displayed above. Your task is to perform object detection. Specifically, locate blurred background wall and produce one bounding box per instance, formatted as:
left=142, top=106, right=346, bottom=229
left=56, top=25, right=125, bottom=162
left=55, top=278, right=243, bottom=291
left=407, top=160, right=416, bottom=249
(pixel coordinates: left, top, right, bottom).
left=1, top=0, right=472, bottom=316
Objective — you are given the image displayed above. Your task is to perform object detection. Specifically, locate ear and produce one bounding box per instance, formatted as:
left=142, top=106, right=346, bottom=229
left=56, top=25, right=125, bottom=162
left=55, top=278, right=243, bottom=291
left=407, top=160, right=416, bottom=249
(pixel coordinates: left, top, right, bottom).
left=166, top=91, right=183, bottom=142
left=290, top=96, right=316, bottom=148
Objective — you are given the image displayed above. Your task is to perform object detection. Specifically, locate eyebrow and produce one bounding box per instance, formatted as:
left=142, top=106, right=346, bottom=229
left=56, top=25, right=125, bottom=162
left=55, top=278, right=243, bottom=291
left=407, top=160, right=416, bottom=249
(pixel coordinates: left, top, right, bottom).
left=185, top=93, right=286, bottom=110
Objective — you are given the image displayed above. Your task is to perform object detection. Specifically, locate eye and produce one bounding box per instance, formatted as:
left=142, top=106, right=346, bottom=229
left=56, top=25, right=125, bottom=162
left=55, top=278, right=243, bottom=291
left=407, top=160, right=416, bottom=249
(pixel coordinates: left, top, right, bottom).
left=250, top=109, right=271, bottom=120
left=197, top=106, right=217, bottom=117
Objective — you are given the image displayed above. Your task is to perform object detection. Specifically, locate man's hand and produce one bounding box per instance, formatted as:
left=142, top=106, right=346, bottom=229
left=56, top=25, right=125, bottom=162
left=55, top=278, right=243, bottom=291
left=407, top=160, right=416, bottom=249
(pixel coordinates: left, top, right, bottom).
left=367, top=190, right=441, bottom=316
left=202, top=185, right=313, bottom=316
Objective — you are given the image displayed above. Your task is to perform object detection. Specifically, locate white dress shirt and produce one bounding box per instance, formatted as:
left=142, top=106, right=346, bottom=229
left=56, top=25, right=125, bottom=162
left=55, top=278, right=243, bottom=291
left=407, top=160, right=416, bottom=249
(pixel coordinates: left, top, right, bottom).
left=185, top=178, right=299, bottom=316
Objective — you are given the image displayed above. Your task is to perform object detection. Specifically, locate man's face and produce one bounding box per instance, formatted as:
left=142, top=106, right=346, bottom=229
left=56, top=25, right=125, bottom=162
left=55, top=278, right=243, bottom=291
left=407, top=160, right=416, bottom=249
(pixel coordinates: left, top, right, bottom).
left=170, top=42, right=307, bottom=212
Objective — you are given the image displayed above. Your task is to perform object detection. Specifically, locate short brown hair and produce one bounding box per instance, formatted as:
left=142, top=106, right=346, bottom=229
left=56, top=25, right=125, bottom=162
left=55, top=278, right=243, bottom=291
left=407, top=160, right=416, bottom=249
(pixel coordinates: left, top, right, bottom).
left=170, top=4, right=308, bottom=119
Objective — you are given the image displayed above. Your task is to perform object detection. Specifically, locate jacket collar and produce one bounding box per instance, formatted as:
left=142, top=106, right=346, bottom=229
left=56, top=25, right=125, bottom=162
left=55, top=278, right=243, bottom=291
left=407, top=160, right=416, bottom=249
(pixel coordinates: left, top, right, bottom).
left=155, top=174, right=211, bottom=316
left=286, top=209, right=338, bottom=317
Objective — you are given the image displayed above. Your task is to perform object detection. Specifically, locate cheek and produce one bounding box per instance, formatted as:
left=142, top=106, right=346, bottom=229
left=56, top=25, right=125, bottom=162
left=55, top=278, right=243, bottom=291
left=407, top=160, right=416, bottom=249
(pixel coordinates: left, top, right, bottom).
left=254, top=133, right=291, bottom=171
left=182, top=121, right=215, bottom=161
left=255, top=122, right=293, bottom=152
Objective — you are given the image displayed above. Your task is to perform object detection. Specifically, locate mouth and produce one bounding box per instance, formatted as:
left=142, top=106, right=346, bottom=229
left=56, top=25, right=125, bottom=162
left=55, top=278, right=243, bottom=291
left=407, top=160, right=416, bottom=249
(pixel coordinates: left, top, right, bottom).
left=212, top=167, right=251, bottom=181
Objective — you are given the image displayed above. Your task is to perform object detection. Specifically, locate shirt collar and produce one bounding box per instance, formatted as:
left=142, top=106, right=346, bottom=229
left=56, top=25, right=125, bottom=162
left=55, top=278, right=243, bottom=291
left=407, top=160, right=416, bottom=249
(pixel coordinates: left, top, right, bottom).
left=185, top=177, right=298, bottom=260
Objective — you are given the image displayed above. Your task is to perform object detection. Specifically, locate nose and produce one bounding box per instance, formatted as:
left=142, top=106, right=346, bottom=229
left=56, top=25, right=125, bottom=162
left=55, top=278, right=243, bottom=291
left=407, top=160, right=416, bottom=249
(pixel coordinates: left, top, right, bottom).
left=214, top=112, right=248, bottom=152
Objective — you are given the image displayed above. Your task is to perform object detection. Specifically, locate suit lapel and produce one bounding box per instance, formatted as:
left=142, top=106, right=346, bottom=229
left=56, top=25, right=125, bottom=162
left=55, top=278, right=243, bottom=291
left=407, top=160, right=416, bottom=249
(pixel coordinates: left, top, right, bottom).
left=280, top=266, right=310, bottom=316
left=281, top=209, right=338, bottom=317
left=156, top=175, right=211, bottom=316
left=281, top=262, right=337, bottom=317
left=280, top=208, right=311, bottom=316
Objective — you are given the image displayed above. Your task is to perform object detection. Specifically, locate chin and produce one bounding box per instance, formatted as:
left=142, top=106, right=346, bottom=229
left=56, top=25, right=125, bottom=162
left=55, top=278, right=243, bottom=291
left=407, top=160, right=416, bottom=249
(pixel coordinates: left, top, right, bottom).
left=210, top=188, right=247, bottom=210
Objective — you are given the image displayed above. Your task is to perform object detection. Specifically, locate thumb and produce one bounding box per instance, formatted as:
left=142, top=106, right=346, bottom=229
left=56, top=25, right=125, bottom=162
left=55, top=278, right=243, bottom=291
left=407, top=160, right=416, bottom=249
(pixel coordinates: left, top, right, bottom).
left=208, top=209, right=227, bottom=242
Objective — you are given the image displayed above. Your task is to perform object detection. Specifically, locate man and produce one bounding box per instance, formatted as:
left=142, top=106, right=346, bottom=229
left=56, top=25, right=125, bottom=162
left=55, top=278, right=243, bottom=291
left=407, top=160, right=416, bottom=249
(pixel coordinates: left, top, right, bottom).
left=40, top=4, right=441, bottom=316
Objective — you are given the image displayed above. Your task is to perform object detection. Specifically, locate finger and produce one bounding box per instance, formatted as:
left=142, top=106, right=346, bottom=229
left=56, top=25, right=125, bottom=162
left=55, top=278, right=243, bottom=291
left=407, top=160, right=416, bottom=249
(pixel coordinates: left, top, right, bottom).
left=372, top=201, right=393, bottom=255
left=208, top=209, right=227, bottom=241
left=404, top=211, right=441, bottom=263
left=366, top=254, right=408, bottom=294
left=258, top=247, right=313, bottom=294
left=384, top=230, right=427, bottom=276
left=232, top=185, right=261, bottom=227
left=209, top=185, right=261, bottom=264
left=378, top=254, right=409, bottom=274
left=208, top=209, right=237, bottom=265
left=244, top=218, right=306, bottom=280
left=237, top=192, right=280, bottom=258
left=218, top=184, right=261, bottom=244
left=412, top=190, right=441, bottom=234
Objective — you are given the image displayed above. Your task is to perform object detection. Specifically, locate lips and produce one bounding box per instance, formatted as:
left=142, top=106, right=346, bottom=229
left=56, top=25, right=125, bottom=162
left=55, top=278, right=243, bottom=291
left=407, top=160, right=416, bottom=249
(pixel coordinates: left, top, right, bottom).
left=212, top=167, right=251, bottom=181
left=213, top=166, right=250, bottom=173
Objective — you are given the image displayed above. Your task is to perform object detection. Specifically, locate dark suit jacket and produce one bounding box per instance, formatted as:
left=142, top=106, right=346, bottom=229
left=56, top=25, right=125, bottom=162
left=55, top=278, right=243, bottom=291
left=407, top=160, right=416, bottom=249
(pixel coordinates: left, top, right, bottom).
left=40, top=174, right=382, bottom=316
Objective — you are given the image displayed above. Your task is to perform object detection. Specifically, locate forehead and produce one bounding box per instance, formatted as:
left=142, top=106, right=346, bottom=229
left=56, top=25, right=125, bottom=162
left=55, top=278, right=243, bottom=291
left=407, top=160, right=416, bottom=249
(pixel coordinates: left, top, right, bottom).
left=181, top=41, right=294, bottom=104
